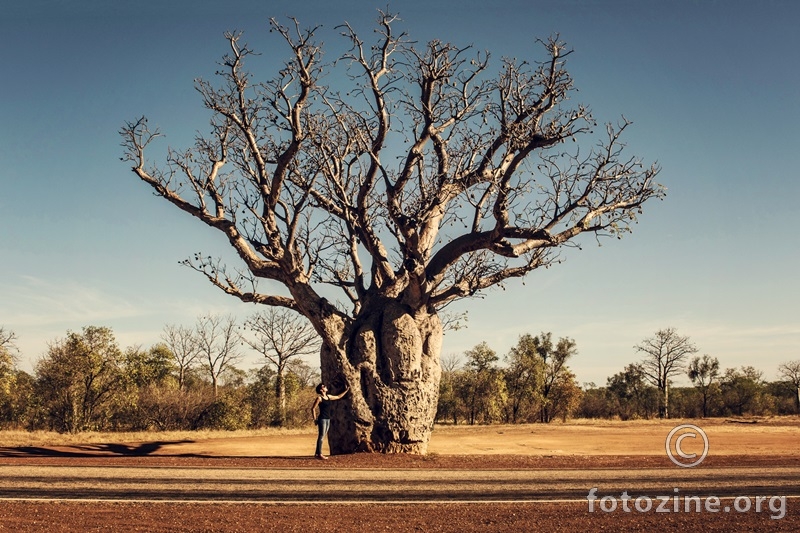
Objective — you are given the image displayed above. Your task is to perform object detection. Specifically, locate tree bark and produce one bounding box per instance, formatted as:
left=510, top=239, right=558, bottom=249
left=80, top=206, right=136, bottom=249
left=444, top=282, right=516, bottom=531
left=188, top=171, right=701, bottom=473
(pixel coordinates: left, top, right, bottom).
left=276, top=368, right=286, bottom=426
left=320, top=300, right=442, bottom=454
left=702, top=390, right=708, bottom=418
left=795, top=386, right=800, bottom=413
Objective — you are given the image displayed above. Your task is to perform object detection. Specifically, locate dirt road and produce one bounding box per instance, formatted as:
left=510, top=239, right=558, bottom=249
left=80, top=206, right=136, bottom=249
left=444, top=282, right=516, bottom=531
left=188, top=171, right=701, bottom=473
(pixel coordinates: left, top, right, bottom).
left=2, top=463, right=799, bottom=502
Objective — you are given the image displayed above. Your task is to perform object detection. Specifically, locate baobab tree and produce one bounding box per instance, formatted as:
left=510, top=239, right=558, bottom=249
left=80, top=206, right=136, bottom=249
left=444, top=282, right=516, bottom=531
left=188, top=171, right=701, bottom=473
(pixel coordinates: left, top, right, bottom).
left=120, top=12, right=664, bottom=453
left=636, top=328, right=698, bottom=419
left=778, top=360, right=800, bottom=412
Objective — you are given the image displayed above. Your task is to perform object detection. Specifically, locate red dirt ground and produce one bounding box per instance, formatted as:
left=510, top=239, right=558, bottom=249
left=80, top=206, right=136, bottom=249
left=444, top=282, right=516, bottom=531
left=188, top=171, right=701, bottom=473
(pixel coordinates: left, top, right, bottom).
left=0, top=499, right=797, bottom=533
left=1, top=419, right=798, bottom=531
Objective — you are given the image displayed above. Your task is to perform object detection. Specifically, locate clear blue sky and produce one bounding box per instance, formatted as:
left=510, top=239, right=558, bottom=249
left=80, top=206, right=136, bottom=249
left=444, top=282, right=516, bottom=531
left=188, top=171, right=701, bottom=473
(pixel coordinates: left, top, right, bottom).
left=1, top=0, right=798, bottom=386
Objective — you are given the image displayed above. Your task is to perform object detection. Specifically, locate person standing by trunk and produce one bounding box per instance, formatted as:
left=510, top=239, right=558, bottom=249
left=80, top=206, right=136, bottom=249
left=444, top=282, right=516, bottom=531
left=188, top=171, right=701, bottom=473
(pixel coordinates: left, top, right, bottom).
left=311, top=383, right=349, bottom=459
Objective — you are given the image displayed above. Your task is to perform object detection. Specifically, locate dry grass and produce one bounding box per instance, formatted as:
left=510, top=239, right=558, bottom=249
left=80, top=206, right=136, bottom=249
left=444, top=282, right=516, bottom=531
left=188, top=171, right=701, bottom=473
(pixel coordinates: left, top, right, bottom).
left=2, top=415, right=798, bottom=449
left=433, top=415, right=800, bottom=432
left=0, top=427, right=313, bottom=448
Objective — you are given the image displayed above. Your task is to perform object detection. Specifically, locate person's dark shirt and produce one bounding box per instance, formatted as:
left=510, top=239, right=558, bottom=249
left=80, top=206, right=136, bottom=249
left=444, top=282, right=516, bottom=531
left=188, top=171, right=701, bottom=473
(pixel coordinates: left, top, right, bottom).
left=318, top=397, right=332, bottom=420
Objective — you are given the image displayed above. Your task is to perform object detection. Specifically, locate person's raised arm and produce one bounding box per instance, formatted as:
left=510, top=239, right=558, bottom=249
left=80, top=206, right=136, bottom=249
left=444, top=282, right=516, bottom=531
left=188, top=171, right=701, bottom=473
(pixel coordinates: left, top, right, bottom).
left=328, top=386, right=350, bottom=400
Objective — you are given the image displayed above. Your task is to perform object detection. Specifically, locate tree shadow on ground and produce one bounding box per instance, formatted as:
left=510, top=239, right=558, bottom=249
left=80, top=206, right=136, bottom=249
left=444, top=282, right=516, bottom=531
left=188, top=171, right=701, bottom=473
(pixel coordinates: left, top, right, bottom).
left=0, top=441, right=195, bottom=458
left=0, top=443, right=319, bottom=462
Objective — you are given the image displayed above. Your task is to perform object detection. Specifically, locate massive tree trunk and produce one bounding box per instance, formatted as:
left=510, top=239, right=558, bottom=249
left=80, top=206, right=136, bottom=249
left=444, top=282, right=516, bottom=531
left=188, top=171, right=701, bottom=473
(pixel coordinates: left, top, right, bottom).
left=320, top=300, right=442, bottom=454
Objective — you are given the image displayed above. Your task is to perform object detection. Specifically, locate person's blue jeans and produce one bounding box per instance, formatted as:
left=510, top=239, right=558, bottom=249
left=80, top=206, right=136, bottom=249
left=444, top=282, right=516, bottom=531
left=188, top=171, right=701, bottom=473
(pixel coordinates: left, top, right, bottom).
left=315, top=418, right=330, bottom=456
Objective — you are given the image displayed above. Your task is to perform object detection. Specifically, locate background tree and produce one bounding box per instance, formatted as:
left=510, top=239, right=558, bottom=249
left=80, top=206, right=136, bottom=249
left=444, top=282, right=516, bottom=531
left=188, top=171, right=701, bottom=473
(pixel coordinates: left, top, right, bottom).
left=247, top=365, right=276, bottom=428
left=125, top=344, right=177, bottom=388
left=0, top=328, right=18, bottom=395
left=194, top=385, right=252, bottom=431
left=503, top=334, right=545, bottom=423
left=687, top=354, right=720, bottom=417
left=285, top=358, right=319, bottom=389
left=4, top=370, right=35, bottom=429
left=533, top=333, right=578, bottom=422
left=281, top=360, right=320, bottom=426
left=721, top=366, right=770, bottom=416
left=605, top=363, right=659, bottom=420
left=0, top=327, right=18, bottom=383
left=436, top=353, right=462, bottom=424
left=194, top=314, right=242, bottom=399
left=778, top=360, right=800, bottom=412
left=161, top=324, right=201, bottom=391
left=247, top=359, right=319, bottom=428
left=0, top=327, right=21, bottom=427
left=0, top=327, right=17, bottom=358
left=456, top=343, right=507, bottom=424
left=545, top=368, right=582, bottom=422
left=119, top=344, right=180, bottom=430
left=635, top=328, right=698, bottom=419
left=34, top=326, right=126, bottom=432
left=121, top=12, right=664, bottom=453
left=243, top=308, right=320, bottom=425
left=576, top=383, right=612, bottom=419
left=667, top=385, right=704, bottom=418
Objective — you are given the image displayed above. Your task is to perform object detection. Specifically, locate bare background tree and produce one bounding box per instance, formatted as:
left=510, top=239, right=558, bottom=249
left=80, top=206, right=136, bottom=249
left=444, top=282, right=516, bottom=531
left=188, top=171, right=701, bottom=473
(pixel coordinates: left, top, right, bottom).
left=121, top=11, right=664, bottom=453
left=194, top=315, right=242, bottom=399
left=0, top=327, right=18, bottom=374
left=0, top=327, right=20, bottom=417
left=636, top=328, right=698, bottom=418
left=161, top=324, right=201, bottom=391
left=243, top=308, right=320, bottom=425
left=778, top=360, right=800, bottom=412
left=0, top=328, right=17, bottom=350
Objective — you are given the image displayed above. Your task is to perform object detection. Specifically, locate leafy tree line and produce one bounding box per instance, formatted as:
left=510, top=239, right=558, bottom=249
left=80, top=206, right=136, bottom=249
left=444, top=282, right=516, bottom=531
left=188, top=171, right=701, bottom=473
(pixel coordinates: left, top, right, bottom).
left=578, top=328, right=800, bottom=421
left=579, top=363, right=800, bottom=420
left=0, top=318, right=319, bottom=433
left=3, top=323, right=797, bottom=432
left=436, top=332, right=583, bottom=424
left=435, top=328, right=800, bottom=424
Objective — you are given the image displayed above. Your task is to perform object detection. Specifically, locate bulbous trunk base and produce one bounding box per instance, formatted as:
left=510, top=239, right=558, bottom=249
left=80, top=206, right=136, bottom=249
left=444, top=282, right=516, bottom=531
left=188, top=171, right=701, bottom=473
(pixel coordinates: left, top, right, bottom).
left=320, top=301, right=442, bottom=454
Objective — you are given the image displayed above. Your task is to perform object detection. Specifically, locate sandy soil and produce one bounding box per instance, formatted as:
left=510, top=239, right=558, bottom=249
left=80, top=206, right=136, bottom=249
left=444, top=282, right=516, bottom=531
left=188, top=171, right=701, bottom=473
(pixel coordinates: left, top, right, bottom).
left=0, top=418, right=798, bottom=531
